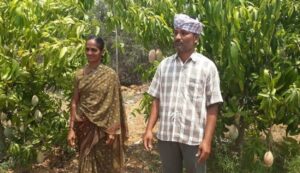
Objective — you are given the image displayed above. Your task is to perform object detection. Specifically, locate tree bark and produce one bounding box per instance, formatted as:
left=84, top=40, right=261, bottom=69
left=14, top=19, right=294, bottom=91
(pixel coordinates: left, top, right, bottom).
left=0, top=124, right=7, bottom=160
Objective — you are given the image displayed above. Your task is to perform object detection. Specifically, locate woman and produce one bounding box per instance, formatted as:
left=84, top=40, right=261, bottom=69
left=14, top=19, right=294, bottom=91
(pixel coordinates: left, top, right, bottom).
left=68, top=35, right=128, bottom=173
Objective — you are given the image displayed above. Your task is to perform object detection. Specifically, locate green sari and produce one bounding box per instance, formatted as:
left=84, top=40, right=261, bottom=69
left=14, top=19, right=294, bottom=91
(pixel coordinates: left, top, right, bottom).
left=74, top=64, right=128, bottom=173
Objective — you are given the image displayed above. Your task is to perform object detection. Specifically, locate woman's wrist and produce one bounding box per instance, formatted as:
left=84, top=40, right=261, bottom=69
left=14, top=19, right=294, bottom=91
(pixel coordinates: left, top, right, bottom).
left=69, top=123, right=74, bottom=130
left=69, top=117, right=74, bottom=130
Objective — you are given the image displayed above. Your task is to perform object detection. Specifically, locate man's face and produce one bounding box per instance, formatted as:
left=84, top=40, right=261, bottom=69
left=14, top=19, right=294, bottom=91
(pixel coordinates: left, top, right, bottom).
left=174, top=28, right=198, bottom=53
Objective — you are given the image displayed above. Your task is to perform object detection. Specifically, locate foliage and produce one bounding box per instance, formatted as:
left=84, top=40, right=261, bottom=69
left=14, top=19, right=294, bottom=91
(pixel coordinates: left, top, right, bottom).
left=104, top=0, right=174, bottom=50
left=209, top=140, right=240, bottom=173
left=134, top=60, right=160, bottom=83
left=103, top=0, right=300, bottom=172
left=89, top=0, right=149, bottom=85
left=0, top=0, right=299, bottom=171
left=0, top=0, right=98, bottom=167
left=277, top=137, right=300, bottom=173
left=132, top=60, right=158, bottom=119
left=286, top=155, right=300, bottom=173
left=131, top=92, right=153, bottom=120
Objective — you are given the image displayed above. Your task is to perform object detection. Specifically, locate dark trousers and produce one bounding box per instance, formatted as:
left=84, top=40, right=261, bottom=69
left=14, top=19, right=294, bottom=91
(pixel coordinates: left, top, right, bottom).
left=158, top=140, right=206, bottom=173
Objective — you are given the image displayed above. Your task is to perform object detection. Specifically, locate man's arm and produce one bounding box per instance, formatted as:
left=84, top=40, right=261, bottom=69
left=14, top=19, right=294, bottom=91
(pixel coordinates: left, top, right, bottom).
left=197, top=103, right=219, bottom=163
left=143, top=98, right=160, bottom=151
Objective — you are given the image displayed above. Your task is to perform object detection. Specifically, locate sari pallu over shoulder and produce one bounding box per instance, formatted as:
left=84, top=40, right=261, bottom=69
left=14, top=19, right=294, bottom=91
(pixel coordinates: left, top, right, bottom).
left=74, top=64, right=128, bottom=157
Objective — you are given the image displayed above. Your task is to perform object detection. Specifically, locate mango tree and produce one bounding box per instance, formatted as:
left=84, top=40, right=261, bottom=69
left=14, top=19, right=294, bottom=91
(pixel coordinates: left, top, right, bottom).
left=0, top=0, right=98, bottom=167
left=103, top=0, right=300, bottom=172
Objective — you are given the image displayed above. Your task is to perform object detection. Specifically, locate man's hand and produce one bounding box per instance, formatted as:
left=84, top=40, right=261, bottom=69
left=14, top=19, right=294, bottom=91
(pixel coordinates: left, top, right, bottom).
left=196, top=104, right=219, bottom=163
left=143, top=98, right=159, bottom=151
left=143, top=130, right=154, bottom=151
left=67, top=129, right=76, bottom=147
left=196, top=140, right=211, bottom=163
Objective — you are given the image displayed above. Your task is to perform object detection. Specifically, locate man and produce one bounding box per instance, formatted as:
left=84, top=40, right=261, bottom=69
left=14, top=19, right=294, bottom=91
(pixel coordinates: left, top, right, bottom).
left=143, top=14, right=223, bottom=173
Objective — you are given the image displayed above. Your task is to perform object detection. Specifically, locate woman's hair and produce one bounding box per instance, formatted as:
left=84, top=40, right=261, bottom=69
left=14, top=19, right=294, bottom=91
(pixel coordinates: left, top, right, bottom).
left=87, top=35, right=105, bottom=51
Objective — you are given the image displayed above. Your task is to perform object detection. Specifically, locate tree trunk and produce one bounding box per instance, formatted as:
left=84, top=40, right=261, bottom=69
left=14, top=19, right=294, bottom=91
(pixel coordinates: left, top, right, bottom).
left=235, top=116, right=245, bottom=153
left=0, top=124, right=7, bottom=160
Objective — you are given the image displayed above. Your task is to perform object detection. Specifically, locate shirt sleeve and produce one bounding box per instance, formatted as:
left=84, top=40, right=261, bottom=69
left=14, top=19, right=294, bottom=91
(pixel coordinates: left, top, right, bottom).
left=147, top=63, right=162, bottom=98
left=206, top=63, right=223, bottom=106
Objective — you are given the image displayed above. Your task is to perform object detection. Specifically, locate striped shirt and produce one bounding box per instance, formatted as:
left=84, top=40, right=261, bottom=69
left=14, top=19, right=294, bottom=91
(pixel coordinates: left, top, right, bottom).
left=148, top=52, right=223, bottom=145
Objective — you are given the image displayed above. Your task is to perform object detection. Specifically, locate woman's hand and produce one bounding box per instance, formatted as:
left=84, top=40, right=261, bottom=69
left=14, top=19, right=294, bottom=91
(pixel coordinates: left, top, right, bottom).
left=105, top=134, right=116, bottom=145
left=67, top=128, right=76, bottom=147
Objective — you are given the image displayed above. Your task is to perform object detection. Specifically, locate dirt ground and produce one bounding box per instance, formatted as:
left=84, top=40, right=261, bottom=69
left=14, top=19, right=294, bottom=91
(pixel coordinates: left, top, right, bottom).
left=120, top=84, right=161, bottom=173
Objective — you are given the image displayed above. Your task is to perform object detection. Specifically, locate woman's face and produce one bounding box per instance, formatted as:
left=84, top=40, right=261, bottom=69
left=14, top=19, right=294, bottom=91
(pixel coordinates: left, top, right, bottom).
left=85, top=39, right=102, bottom=63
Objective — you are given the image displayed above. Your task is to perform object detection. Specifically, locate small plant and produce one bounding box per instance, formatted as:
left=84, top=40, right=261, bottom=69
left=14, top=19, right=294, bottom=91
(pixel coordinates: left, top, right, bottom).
left=287, top=155, right=300, bottom=173
left=208, top=141, right=240, bottom=173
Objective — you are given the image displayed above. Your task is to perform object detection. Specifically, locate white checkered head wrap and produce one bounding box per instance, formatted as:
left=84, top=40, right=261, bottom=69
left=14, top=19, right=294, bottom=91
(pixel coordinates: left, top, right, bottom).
left=174, top=14, right=203, bottom=34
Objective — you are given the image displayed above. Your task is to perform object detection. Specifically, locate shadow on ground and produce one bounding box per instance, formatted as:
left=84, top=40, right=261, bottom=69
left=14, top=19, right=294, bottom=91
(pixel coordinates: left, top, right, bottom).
left=125, top=142, right=161, bottom=173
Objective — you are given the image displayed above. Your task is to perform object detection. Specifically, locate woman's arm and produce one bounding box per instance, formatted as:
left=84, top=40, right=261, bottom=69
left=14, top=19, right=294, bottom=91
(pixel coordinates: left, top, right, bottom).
left=68, top=83, right=79, bottom=147
left=69, top=87, right=79, bottom=129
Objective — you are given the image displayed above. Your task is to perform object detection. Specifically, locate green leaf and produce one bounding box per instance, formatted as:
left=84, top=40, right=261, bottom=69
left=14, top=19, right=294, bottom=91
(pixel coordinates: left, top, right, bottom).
left=1, top=66, right=11, bottom=80
left=59, top=47, right=68, bottom=59
left=76, top=25, right=84, bottom=38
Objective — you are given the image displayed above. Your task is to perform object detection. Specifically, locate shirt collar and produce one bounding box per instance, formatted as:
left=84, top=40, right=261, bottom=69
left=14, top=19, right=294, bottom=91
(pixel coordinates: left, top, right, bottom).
left=174, top=52, right=201, bottom=62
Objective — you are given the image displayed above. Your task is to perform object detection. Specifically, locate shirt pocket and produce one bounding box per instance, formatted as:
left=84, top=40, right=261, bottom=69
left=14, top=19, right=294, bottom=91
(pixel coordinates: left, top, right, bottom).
left=186, top=78, right=205, bottom=101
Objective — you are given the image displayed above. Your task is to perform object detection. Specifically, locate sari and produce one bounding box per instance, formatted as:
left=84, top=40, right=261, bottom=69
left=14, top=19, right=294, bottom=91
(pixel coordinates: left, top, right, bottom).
left=74, top=64, right=128, bottom=173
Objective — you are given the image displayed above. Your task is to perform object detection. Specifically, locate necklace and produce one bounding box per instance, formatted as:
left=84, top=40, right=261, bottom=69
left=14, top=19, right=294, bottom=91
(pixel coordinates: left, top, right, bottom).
left=84, top=64, right=100, bottom=75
